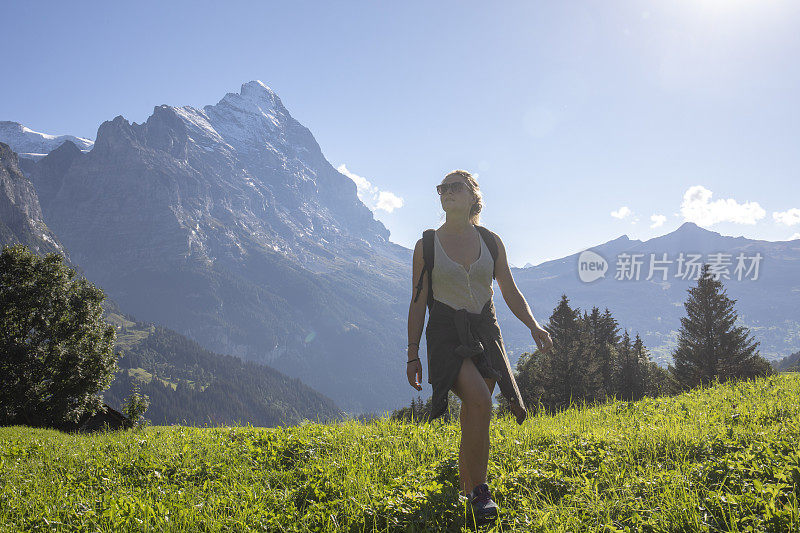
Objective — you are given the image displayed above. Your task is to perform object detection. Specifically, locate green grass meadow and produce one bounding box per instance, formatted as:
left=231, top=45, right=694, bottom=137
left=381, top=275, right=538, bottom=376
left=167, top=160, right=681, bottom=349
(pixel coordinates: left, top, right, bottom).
left=2, top=373, right=799, bottom=532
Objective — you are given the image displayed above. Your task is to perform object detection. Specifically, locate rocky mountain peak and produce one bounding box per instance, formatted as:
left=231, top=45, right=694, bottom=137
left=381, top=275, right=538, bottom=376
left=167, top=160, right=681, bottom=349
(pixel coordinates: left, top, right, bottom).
left=37, top=139, right=83, bottom=175
left=93, top=108, right=201, bottom=158
left=210, top=80, right=284, bottom=118
left=239, top=80, right=281, bottom=106
left=201, top=80, right=310, bottom=157
left=674, top=221, right=714, bottom=235
left=48, top=139, right=82, bottom=158
left=29, top=80, right=390, bottom=268
left=93, top=115, right=138, bottom=154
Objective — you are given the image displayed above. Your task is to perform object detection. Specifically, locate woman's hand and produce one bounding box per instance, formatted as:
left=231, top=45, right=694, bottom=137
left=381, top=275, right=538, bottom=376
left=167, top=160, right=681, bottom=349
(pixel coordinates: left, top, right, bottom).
left=407, top=354, right=423, bottom=391
left=531, top=326, right=553, bottom=353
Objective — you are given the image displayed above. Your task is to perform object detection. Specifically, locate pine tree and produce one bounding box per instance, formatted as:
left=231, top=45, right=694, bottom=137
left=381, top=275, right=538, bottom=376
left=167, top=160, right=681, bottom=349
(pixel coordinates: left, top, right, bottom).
left=575, top=313, right=604, bottom=403
left=438, top=390, right=459, bottom=423
left=544, top=295, right=581, bottom=410
left=599, top=308, right=622, bottom=398
left=671, top=263, right=772, bottom=390
left=540, top=294, right=604, bottom=411
left=630, top=333, right=648, bottom=400
left=583, top=306, right=622, bottom=401
left=585, top=308, right=606, bottom=398
left=617, top=331, right=634, bottom=400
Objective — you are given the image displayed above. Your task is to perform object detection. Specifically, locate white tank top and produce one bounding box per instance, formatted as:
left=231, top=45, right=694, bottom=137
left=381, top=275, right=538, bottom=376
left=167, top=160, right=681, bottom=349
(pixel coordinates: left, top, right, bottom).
left=431, top=227, right=494, bottom=314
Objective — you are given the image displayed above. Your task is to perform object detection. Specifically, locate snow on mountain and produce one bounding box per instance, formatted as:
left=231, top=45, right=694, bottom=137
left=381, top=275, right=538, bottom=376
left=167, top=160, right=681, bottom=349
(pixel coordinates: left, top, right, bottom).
left=0, top=121, right=94, bottom=160
left=203, top=80, right=286, bottom=152
left=201, top=80, right=325, bottom=178
left=21, top=80, right=403, bottom=414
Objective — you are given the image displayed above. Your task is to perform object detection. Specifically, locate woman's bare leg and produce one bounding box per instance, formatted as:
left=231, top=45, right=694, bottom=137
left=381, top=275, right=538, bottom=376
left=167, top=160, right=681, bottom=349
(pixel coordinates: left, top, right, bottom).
left=451, top=357, right=496, bottom=497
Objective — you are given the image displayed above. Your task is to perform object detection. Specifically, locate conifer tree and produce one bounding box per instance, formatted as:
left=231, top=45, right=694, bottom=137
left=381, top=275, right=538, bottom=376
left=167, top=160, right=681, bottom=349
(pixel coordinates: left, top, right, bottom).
left=671, top=263, right=772, bottom=390
left=585, top=308, right=604, bottom=396
left=575, top=313, right=604, bottom=403
left=599, top=308, right=622, bottom=398
left=583, top=306, right=621, bottom=400
left=540, top=295, right=604, bottom=410
left=630, top=333, right=648, bottom=400
left=617, top=330, right=635, bottom=400
left=544, top=295, right=582, bottom=409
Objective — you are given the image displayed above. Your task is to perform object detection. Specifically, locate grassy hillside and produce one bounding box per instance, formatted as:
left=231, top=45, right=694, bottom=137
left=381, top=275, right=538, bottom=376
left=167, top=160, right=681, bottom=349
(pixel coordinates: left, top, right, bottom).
left=1, top=373, right=799, bottom=532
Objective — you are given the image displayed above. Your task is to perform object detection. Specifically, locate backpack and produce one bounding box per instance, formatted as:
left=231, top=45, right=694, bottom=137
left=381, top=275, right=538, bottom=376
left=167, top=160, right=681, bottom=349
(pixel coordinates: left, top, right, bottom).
left=413, top=225, right=499, bottom=312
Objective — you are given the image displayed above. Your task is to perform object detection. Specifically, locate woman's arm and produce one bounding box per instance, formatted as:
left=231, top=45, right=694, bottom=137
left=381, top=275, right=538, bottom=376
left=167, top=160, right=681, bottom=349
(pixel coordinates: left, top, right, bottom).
left=490, top=231, right=553, bottom=352
left=406, top=238, right=427, bottom=389
left=490, top=231, right=541, bottom=330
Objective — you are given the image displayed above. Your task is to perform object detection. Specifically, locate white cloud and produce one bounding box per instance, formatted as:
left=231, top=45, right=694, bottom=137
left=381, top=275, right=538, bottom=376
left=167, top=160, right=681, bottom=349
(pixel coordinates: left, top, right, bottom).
left=611, top=206, right=632, bottom=219
left=773, top=208, right=800, bottom=227
left=789, top=233, right=800, bottom=241
left=650, top=214, right=667, bottom=228
left=337, top=164, right=404, bottom=213
left=376, top=191, right=403, bottom=212
left=680, top=185, right=765, bottom=226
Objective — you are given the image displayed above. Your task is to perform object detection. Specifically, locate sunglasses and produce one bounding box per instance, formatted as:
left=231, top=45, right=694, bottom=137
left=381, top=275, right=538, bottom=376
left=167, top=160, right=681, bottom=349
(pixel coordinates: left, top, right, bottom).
left=436, top=181, right=467, bottom=195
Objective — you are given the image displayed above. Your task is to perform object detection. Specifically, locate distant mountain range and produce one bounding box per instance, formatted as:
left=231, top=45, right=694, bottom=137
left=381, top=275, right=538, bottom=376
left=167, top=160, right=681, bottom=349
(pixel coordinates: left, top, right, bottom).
left=2, top=80, right=798, bottom=419
left=499, top=222, right=800, bottom=366
left=0, top=121, right=93, bottom=160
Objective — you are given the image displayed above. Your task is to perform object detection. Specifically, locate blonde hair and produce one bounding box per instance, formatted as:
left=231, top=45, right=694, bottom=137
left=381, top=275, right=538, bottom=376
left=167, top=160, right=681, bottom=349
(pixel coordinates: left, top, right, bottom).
left=442, top=169, right=483, bottom=225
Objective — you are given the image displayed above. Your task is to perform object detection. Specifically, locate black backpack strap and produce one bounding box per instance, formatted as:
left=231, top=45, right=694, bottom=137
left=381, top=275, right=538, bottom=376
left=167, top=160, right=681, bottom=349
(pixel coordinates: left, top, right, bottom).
left=475, top=225, right=499, bottom=280
left=424, top=229, right=435, bottom=310
left=413, top=229, right=436, bottom=308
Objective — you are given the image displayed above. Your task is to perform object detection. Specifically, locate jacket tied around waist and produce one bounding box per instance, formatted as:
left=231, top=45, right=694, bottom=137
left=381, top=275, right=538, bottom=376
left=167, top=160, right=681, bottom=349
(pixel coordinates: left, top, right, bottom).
left=424, top=298, right=525, bottom=421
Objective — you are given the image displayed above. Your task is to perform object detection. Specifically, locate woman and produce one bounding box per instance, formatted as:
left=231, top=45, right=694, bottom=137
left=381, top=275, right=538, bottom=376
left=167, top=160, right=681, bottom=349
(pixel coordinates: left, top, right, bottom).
left=406, top=169, right=553, bottom=525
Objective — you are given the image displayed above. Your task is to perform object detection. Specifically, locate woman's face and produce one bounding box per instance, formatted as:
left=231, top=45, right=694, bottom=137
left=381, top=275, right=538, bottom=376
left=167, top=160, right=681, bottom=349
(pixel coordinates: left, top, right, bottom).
left=439, top=176, right=475, bottom=214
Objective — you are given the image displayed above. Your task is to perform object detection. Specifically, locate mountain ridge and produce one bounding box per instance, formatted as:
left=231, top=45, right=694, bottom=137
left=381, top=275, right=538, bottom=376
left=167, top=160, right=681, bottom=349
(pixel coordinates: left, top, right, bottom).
left=17, top=81, right=411, bottom=414
left=501, top=220, right=800, bottom=366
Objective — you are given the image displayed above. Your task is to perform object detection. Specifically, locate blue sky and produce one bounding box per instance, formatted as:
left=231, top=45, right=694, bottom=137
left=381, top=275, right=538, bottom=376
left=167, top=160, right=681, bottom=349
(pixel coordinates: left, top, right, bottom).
left=2, top=0, right=799, bottom=266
